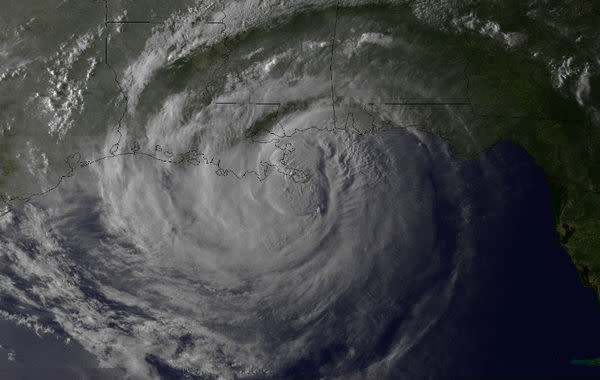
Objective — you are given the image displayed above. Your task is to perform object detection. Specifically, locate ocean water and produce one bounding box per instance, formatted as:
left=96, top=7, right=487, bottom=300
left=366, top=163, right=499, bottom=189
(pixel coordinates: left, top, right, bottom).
left=1, top=134, right=599, bottom=380
left=1, top=1, right=600, bottom=379
left=398, top=141, right=600, bottom=380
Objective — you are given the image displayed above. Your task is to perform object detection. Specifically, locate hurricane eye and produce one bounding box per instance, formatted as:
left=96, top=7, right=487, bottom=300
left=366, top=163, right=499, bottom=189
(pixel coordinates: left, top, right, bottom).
left=1, top=1, right=599, bottom=379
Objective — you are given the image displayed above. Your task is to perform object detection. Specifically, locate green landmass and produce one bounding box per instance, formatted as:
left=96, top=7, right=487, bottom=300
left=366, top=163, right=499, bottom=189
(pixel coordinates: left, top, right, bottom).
left=571, top=357, right=600, bottom=367
left=1, top=2, right=599, bottom=299
left=410, top=7, right=600, bottom=296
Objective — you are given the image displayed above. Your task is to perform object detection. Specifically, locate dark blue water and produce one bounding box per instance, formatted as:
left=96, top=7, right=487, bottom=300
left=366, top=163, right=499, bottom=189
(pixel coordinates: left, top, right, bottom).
left=389, top=141, right=600, bottom=380
left=2, top=140, right=600, bottom=380
left=0, top=318, right=125, bottom=380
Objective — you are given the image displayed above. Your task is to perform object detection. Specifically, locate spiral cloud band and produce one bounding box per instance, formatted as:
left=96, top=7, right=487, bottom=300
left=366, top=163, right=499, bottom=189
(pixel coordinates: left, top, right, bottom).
left=4, top=0, right=592, bottom=379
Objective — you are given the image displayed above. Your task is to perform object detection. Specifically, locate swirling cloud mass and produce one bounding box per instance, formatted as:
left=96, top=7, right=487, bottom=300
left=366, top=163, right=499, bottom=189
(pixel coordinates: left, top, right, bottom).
left=1, top=0, right=598, bottom=379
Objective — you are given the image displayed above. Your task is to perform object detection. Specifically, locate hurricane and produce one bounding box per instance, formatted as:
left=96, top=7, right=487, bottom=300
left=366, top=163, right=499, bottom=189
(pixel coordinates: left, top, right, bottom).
left=2, top=0, right=600, bottom=379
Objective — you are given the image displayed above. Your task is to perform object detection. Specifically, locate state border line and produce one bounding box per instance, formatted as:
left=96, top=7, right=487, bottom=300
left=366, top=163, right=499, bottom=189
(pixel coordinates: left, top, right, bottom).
left=1, top=2, right=597, bottom=218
